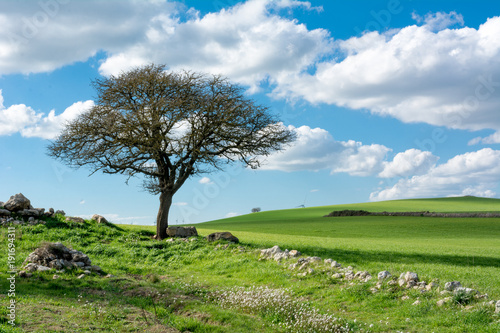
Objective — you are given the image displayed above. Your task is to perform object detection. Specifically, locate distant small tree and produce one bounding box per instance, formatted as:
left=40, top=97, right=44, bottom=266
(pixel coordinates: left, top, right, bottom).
left=251, top=207, right=261, bottom=213
left=47, top=64, right=295, bottom=240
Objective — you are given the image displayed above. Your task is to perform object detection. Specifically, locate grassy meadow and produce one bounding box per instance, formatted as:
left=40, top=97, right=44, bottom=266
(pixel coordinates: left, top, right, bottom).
left=0, top=196, right=499, bottom=332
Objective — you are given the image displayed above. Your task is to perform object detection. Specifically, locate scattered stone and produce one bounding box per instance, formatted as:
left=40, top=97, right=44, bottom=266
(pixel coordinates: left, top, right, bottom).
left=404, top=272, right=419, bottom=283
left=261, top=246, right=282, bottom=258
left=21, top=242, right=97, bottom=276
left=55, top=210, right=66, bottom=216
left=105, top=274, right=115, bottom=278
left=324, top=258, right=333, bottom=265
left=83, top=270, right=92, bottom=275
left=206, top=232, right=239, bottom=243
left=495, top=300, right=500, bottom=313
left=331, top=261, right=341, bottom=268
left=306, top=256, right=322, bottom=263
left=412, top=300, right=421, bottom=306
left=66, top=216, right=85, bottom=223
left=289, top=250, right=301, bottom=257
left=354, top=271, right=372, bottom=282
left=91, top=214, right=108, bottom=224
left=332, top=273, right=343, bottom=279
left=454, top=287, right=477, bottom=297
left=53, top=275, right=60, bottom=280
left=402, top=295, right=410, bottom=301
left=0, top=209, right=11, bottom=217
left=37, top=265, right=51, bottom=272
left=166, top=226, right=198, bottom=238
left=307, top=268, right=315, bottom=275
left=77, top=274, right=86, bottom=279
left=24, top=263, right=39, bottom=272
left=4, top=193, right=31, bottom=212
left=437, top=299, right=446, bottom=307
left=378, top=270, right=391, bottom=280
left=299, top=263, right=309, bottom=271
left=445, top=281, right=462, bottom=291
left=426, top=282, right=439, bottom=291
left=21, top=208, right=40, bottom=217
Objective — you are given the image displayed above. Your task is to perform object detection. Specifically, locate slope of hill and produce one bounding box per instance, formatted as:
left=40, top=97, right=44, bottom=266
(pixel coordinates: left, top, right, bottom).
left=200, top=196, right=500, bottom=227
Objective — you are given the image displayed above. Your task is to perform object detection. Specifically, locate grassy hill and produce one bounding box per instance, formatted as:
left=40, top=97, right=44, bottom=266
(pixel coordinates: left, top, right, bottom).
left=1, top=196, right=499, bottom=332
left=202, top=196, right=500, bottom=226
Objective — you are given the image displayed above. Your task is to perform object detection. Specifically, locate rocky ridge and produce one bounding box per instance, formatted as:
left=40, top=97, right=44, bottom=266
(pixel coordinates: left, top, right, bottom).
left=259, top=245, right=500, bottom=313
left=1, top=193, right=108, bottom=227
left=19, top=242, right=104, bottom=280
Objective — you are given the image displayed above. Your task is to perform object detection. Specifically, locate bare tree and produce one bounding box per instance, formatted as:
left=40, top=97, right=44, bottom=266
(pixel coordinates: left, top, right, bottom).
left=47, top=64, right=295, bottom=239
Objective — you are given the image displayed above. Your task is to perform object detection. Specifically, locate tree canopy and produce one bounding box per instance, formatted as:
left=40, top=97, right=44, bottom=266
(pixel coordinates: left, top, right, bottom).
left=48, top=64, right=296, bottom=239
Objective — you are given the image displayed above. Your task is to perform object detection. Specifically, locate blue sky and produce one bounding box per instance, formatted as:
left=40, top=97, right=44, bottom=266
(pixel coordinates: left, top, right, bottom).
left=1, top=0, right=500, bottom=225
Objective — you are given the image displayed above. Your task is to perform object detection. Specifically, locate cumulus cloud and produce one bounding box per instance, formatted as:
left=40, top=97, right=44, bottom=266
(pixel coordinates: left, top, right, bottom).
left=0, top=0, right=177, bottom=75
left=260, top=125, right=391, bottom=176
left=370, top=148, right=500, bottom=201
left=378, top=149, right=439, bottom=178
left=3, top=2, right=500, bottom=140
left=98, top=0, right=331, bottom=91
left=0, top=0, right=330, bottom=92
left=0, top=90, right=41, bottom=135
left=21, top=100, right=95, bottom=139
left=273, top=15, right=500, bottom=136
left=411, top=11, right=464, bottom=31
left=0, top=90, right=93, bottom=139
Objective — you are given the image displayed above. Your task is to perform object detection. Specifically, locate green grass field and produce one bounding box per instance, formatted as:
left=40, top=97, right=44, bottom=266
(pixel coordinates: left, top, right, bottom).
left=195, top=196, right=500, bottom=295
left=1, top=196, right=499, bottom=332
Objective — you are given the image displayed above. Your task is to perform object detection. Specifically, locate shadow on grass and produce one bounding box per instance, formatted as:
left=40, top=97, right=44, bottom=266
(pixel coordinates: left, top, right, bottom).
left=288, top=244, right=500, bottom=269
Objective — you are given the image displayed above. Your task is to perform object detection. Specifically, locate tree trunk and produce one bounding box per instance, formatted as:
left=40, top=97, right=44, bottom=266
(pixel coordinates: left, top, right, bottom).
left=156, top=191, right=173, bottom=240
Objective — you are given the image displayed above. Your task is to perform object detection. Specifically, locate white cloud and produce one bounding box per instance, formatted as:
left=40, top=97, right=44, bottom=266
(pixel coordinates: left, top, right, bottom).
left=0, top=0, right=330, bottom=93
left=0, top=91, right=41, bottom=136
left=225, top=212, right=240, bottom=218
left=0, top=0, right=177, bottom=75
left=273, top=15, right=500, bottom=135
left=79, top=200, right=85, bottom=205
left=411, top=11, right=464, bottom=32
left=0, top=90, right=94, bottom=139
left=199, top=177, right=213, bottom=184
left=98, top=0, right=331, bottom=92
left=173, top=202, right=188, bottom=206
left=260, top=125, right=391, bottom=176
left=21, top=100, right=94, bottom=139
left=379, top=149, right=439, bottom=178
left=370, top=148, right=500, bottom=201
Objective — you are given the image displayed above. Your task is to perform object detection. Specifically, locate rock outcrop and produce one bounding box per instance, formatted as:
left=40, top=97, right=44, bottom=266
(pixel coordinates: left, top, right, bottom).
left=20, top=242, right=102, bottom=276
left=4, top=193, right=31, bottom=212
left=206, top=232, right=239, bottom=243
left=0, top=193, right=67, bottom=226
left=166, top=226, right=198, bottom=238
left=91, top=214, right=108, bottom=224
